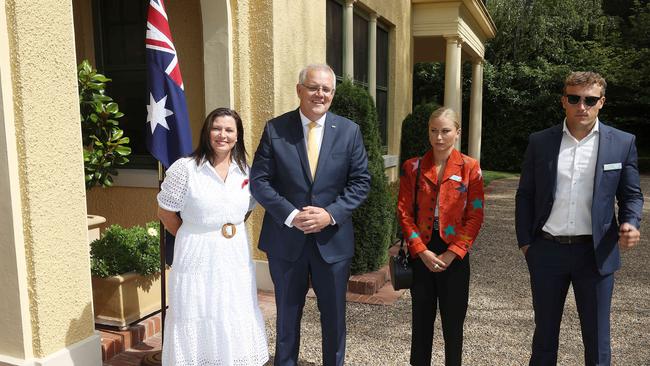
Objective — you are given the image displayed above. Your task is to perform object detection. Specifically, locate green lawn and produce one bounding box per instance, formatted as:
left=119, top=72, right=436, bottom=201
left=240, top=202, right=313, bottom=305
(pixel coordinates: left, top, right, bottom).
left=483, top=170, right=518, bottom=186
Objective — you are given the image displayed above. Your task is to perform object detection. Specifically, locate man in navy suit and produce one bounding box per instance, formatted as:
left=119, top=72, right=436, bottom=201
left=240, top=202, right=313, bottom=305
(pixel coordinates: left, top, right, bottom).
left=250, top=64, right=370, bottom=366
left=515, top=71, right=643, bottom=366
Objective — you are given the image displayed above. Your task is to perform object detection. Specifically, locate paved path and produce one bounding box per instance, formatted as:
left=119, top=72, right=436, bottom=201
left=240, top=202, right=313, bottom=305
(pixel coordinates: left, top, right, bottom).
left=266, top=176, right=650, bottom=365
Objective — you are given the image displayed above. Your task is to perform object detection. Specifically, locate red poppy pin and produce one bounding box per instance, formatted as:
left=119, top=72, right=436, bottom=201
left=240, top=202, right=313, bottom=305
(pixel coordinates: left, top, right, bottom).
left=241, top=179, right=249, bottom=189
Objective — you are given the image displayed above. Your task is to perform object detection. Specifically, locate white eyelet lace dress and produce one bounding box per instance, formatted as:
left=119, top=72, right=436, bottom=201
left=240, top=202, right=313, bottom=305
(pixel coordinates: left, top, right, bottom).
left=157, top=157, right=268, bottom=366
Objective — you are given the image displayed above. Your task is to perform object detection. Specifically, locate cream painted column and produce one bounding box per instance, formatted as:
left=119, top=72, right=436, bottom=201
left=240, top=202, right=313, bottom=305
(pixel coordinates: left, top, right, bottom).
left=443, top=36, right=463, bottom=150
left=201, top=0, right=233, bottom=110
left=468, top=59, right=484, bottom=161
left=0, top=7, right=32, bottom=363
left=367, top=12, right=377, bottom=100
left=0, top=1, right=100, bottom=365
left=342, top=0, right=355, bottom=80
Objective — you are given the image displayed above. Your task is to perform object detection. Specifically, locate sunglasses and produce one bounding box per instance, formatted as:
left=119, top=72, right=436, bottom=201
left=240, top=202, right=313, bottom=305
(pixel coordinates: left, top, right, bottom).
left=565, top=94, right=602, bottom=107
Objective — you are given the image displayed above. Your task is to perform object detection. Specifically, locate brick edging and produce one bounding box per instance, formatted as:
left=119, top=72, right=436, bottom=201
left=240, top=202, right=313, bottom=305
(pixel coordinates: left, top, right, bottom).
left=98, top=312, right=162, bottom=361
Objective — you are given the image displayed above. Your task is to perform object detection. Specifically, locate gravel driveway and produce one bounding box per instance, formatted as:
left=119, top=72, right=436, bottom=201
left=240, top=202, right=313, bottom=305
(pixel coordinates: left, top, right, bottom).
left=264, top=176, right=650, bottom=365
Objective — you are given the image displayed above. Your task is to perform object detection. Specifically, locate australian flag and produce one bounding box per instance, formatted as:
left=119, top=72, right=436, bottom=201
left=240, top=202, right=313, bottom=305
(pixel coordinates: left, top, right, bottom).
left=145, top=0, right=192, bottom=265
left=145, top=0, right=192, bottom=169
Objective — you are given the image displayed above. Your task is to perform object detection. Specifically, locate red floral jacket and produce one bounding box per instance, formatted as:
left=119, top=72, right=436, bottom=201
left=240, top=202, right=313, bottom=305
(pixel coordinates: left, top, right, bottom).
left=397, top=149, right=484, bottom=259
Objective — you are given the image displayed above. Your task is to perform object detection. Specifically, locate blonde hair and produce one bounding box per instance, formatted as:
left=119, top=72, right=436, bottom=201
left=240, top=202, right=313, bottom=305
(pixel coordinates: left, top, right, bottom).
left=429, top=106, right=460, bottom=130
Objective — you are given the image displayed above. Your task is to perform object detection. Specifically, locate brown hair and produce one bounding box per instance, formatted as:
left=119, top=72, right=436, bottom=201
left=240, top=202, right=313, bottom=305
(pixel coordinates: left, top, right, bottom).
left=563, top=71, right=607, bottom=96
left=191, top=108, right=248, bottom=172
left=429, top=106, right=460, bottom=130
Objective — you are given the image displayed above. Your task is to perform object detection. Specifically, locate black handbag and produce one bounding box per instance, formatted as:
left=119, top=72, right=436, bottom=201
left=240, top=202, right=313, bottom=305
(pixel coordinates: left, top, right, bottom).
left=389, top=158, right=421, bottom=290
left=389, top=243, right=412, bottom=290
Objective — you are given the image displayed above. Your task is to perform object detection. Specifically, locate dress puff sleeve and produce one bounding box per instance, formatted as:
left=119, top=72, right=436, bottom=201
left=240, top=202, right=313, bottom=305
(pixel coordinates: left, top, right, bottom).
left=157, top=159, right=189, bottom=212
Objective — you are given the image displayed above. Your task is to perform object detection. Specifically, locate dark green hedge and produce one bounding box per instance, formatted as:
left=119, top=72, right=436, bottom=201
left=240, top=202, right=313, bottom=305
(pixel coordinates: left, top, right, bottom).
left=399, top=102, right=439, bottom=167
left=330, top=80, right=393, bottom=274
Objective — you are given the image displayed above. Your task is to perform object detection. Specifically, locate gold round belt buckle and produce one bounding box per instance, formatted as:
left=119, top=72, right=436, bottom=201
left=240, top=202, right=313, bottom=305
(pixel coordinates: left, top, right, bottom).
left=221, top=223, right=236, bottom=239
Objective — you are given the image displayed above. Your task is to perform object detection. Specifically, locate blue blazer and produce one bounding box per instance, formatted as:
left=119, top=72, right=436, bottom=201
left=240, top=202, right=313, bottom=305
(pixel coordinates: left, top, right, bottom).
left=515, top=122, right=643, bottom=275
left=250, top=109, right=371, bottom=264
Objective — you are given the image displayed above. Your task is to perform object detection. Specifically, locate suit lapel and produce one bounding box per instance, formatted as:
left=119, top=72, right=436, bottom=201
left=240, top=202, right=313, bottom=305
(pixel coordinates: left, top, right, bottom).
left=593, top=122, right=611, bottom=197
left=290, top=110, right=312, bottom=182
left=314, top=113, right=337, bottom=182
left=549, top=125, right=563, bottom=198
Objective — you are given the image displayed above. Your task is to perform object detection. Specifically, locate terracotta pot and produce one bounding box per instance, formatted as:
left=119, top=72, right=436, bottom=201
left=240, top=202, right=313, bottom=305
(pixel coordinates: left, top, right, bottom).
left=91, top=270, right=168, bottom=329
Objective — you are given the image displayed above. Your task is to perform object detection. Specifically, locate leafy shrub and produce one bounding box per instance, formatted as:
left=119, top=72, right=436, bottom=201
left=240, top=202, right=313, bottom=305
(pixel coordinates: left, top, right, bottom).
left=78, top=60, right=131, bottom=189
left=330, top=80, right=393, bottom=274
left=90, top=221, right=161, bottom=277
left=413, top=63, right=445, bottom=107
left=388, top=179, right=401, bottom=241
left=399, top=102, right=439, bottom=167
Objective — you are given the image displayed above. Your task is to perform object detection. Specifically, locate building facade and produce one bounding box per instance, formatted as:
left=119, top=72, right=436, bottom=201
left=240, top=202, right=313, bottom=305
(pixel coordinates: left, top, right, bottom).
left=0, top=0, right=494, bottom=364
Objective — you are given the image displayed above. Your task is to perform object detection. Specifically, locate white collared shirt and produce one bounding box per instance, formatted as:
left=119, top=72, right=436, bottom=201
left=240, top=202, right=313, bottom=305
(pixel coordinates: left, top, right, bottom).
left=299, top=109, right=326, bottom=152
left=542, top=119, right=600, bottom=236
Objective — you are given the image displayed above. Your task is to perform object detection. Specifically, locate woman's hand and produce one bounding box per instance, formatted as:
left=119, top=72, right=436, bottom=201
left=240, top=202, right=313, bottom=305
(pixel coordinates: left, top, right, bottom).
left=437, top=250, right=458, bottom=268
left=158, top=207, right=182, bottom=236
left=417, top=250, right=448, bottom=272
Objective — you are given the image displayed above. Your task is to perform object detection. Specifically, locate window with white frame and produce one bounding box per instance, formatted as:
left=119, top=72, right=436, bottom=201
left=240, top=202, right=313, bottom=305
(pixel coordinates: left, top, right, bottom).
left=376, top=26, right=389, bottom=146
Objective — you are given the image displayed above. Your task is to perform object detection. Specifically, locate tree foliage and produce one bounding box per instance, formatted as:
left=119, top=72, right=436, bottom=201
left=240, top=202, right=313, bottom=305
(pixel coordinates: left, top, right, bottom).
left=330, top=80, right=393, bottom=274
left=411, top=0, right=650, bottom=171
left=413, top=63, right=445, bottom=107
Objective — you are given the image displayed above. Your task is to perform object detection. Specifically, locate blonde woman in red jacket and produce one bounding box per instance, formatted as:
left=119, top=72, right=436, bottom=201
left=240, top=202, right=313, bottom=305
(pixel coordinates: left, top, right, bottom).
left=397, top=106, right=484, bottom=366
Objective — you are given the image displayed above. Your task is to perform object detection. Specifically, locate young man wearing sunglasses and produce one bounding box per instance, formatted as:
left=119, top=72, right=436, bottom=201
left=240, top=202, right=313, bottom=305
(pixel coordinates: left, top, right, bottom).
left=515, top=71, right=643, bottom=366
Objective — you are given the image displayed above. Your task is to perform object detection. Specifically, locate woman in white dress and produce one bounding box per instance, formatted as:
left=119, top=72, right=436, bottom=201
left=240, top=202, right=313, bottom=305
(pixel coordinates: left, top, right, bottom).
left=157, top=108, right=269, bottom=366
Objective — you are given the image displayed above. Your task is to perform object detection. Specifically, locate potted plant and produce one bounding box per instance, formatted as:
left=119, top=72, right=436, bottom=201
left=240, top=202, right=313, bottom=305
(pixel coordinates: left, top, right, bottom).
left=90, top=221, right=166, bottom=328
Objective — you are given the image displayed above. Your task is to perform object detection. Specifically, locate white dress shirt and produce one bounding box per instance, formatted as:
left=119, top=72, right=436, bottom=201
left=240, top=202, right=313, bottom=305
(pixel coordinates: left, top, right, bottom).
left=284, top=110, right=328, bottom=227
left=542, top=119, right=600, bottom=236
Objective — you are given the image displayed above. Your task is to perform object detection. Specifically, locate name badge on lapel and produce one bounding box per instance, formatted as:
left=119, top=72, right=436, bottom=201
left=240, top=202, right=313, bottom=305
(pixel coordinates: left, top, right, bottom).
left=603, top=163, right=622, bottom=171
left=450, top=175, right=462, bottom=182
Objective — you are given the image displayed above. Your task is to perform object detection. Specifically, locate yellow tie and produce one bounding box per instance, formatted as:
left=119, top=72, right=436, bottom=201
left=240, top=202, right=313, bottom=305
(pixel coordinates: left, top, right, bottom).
left=307, top=121, right=319, bottom=178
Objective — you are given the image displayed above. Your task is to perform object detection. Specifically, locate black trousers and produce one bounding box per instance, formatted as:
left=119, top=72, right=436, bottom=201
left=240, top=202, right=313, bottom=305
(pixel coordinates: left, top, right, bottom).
left=410, top=234, right=470, bottom=366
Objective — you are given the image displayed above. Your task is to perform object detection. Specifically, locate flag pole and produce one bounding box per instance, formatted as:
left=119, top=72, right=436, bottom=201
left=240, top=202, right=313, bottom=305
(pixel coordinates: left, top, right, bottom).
left=142, top=162, right=166, bottom=366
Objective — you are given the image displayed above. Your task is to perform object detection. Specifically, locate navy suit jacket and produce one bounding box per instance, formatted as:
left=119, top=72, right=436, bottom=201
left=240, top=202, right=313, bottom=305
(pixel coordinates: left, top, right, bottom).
left=250, top=109, right=371, bottom=264
left=515, top=121, right=643, bottom=275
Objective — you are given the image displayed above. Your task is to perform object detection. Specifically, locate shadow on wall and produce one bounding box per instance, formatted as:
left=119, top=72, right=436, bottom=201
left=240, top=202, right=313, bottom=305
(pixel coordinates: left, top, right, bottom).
left=64, top=302, right=98, bottom=363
